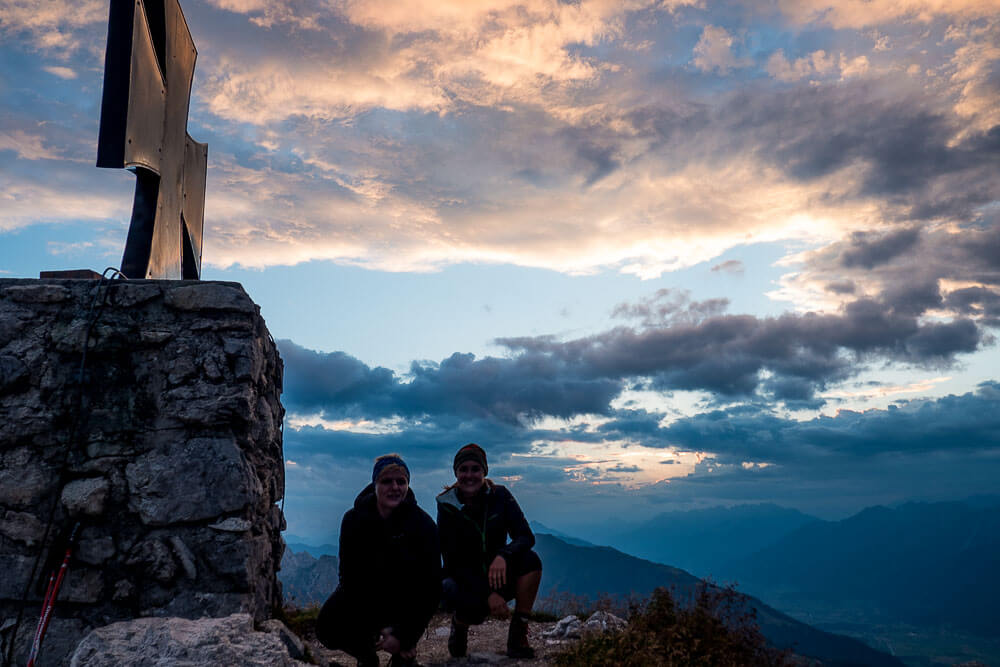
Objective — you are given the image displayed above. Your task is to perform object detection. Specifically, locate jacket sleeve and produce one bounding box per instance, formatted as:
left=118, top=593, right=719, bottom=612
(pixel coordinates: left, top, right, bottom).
left=436, top=501, right=458, bottom=579
left=497, top=487, right=534, bottom=560
left=336, top=510, right=360, bottom=594
left=396, top=513, right=442, bottom=648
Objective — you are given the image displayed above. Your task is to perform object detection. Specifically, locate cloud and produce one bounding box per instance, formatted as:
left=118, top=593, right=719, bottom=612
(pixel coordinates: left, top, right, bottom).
left=772, top=0, right=1000, bottom=29
left=772, top=222, right=1000, bottom=322
left=611, top=289, right=730, bottom=327
left=0, top=0, right=105, bottom=57
left=692, top=25, right=751, bottom=74
left=711, top=260, right=744, bottom=274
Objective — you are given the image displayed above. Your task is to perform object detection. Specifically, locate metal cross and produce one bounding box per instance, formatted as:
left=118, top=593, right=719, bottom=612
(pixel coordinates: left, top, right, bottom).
left=97, top=0, right=207, bottom=279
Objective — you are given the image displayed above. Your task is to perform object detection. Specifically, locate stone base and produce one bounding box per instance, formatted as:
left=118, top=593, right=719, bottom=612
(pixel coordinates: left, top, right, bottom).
left=0, top=280, right=285, bottom=666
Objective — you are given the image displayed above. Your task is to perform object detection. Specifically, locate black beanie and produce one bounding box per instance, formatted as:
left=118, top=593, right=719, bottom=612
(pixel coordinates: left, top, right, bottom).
left=453, top=443, right=488, bottom=475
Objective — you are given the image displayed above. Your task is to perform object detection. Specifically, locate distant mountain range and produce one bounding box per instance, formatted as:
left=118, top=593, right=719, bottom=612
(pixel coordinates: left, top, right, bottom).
left=730, top=502, right=1000, bottom=637
left=596, top=503, right=819, bottom=578
left=531, top=533, right=900, bottom=666
left=543, top=499, right=1000, bottom=665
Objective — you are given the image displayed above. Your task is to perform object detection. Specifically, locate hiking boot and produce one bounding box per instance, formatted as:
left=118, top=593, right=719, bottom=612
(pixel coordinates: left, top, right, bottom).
left=506, top=612, right=535, bottom=659
left=448, top=616, right=468, bottom=658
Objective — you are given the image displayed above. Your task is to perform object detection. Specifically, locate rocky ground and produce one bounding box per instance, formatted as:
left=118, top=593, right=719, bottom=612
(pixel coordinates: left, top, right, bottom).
left=305, top=612, right=582, bottom=666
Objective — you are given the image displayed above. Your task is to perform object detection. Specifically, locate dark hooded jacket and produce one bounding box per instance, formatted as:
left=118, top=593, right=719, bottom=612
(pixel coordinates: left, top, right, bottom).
left=336, top=483, right=441, bottom=647
left=436, top=482, right=535, bottom=596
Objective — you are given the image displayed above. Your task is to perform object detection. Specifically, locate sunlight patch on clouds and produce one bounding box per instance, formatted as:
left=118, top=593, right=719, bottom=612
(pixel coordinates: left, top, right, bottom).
left=531, top=438, right=702, bottom=488
left=285, top=413, right=406, bottom=434
left=199, top=151, right=885, bottom=277
left=945, top=20, right=1000, bottom=140
left=0, top=179, right=127, bottom=232
left=529, top=413, right=614, bottom=433
left=822, top=376, right=952, bottom=401
left=42, top=65, right=76, bottom=79
left=0, top=130, right=68, bottom=162
left=0, top=0, right=105, bottom=56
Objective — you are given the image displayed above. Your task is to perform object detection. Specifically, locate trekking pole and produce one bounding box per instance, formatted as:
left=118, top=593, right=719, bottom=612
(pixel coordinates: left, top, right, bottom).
left=26, top=523, right=80, bottom=667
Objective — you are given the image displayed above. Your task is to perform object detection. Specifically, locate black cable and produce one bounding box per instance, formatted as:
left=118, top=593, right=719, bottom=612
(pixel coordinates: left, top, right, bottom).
left=2, top=268, right=126, bottom=667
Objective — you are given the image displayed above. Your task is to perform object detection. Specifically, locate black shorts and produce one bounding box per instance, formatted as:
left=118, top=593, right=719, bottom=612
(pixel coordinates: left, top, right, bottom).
left=442, top=549, right=542, bottom=624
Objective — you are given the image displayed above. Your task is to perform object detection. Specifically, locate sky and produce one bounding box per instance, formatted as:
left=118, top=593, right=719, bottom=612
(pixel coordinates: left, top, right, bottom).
left=2, top=0, right=999, bottom=542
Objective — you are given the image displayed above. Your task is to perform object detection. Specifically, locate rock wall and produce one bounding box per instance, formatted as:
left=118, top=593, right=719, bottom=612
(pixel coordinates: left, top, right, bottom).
left=0, top=279, right=285, bottom=666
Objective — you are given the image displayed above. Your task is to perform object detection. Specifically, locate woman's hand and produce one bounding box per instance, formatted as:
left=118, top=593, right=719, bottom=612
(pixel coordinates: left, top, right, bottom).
left=488, top=592, right=510, bottom=618
left=488, top=555, right=507, bottom=590
left=376, top=627, right=401, bottom=654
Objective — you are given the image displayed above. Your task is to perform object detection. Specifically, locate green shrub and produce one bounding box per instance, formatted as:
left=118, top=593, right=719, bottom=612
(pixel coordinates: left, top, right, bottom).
left=553, top=584, right=790, bottom=667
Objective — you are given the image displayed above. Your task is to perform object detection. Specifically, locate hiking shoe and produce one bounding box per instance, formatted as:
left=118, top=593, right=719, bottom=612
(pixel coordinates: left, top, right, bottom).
left=448, top=616, right=468, bottom=658
left=506, top=612, right=535, bottom=659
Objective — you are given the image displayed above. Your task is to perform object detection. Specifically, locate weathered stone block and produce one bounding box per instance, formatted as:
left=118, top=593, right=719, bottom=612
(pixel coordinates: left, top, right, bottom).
left=1, top=284, right=70, bottom=303
left=61, top=477, right=110, bottom=516
left=0, top=510, right=45, bottom=546
left=70, top=614, right=308, bottom=667
left=126, top=437, right=259, bottom=525
left=165, top=283, right=256, bottom=314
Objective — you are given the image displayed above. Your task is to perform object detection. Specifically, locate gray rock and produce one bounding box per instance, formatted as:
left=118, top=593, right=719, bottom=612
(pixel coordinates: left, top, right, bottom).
left=126, top=437, right=257, bottom=525
left=0, top=554, right=33, bottom=598
left=466, top=652, right=507, bottom=664
left=61, top=477, right=110, bottom=516
left=70, top=614, right=308, bottom=666
left=127, top=539, right=177, bottom=583
left=209, top=517, right=252, bottom=532
left=112, top=579, right=134, bottom=601
left=112, top=283, right=161, bottom=307
left=0, top=448, right=53, bottom=508
left=543, top=615, right=583, bottom=639
left=169, top=536, right=198, bottom=580
left=260, top=619, right=306, bottom=661
left=77, top=536, right=116, bottom=565
left=0, top=509, right=45, bottom=546
left=165, top=283, right=256, bottom=314
left=139, top=330, right=173, bottom=344
left=2, top=284, right=69, bottom=303
left=582, top=610, right=627, bottom=635
left=62, top=568, right=105, bottom=603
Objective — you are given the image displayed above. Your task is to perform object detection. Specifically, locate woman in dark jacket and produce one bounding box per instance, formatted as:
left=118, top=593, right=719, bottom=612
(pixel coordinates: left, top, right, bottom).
left=436, top=443, right=542, bottom=659
left=317, top=454, right=441, bottom=667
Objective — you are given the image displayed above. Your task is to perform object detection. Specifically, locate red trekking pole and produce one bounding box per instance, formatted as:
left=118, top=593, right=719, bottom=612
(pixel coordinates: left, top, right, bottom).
left=26, top=523, right=80, bottom=667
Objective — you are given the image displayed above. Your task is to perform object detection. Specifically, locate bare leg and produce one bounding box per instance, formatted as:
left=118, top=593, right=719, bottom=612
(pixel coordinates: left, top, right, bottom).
left=514, top=569, right=541, bottom=614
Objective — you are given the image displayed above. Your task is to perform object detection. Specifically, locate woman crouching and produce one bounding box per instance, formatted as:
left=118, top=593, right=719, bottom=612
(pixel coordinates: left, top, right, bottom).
left=316, top=454, right=440, bottom=667
left=437, top=443, right=543, bottom=659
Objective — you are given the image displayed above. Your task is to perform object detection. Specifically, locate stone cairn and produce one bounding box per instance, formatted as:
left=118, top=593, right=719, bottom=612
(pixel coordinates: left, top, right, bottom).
left=0, top=279, right=286, bottom=665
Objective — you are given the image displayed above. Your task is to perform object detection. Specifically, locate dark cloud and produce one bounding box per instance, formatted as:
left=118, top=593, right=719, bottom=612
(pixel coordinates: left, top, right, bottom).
left=503, top=296, right=981, bottom=401
left=611, top=289, right=730, bottom=327
left=841, top=228, right=920, bottom=269
left=659, top=382, right=1000, bottom=464
left=711, top=260, right=744, bottom=274
left=278, top=341, right=621, bottom=423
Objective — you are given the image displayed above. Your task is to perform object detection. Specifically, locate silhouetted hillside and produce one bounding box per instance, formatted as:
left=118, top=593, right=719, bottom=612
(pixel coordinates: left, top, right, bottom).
left=534, top=533, right=901, bottom=666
